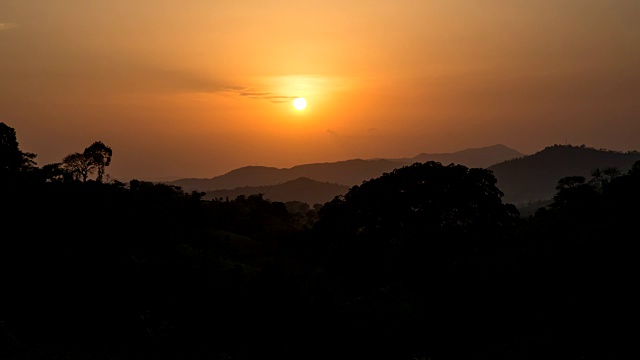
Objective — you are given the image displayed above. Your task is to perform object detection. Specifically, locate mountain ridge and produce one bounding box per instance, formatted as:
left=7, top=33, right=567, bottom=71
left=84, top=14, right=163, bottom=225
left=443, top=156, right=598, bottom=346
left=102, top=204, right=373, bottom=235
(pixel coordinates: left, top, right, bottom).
left=489, top=144, right=640, bottom=205
left=169, top=144, right=525, bottom=192
left=169, top=144, right=640, bottom=208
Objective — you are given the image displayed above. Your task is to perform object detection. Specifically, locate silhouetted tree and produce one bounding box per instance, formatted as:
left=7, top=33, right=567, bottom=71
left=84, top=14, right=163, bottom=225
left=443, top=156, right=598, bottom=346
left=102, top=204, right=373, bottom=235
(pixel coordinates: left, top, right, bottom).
left=0, top=122, right=36, bottom=180
left=62, top=152, right=96, bottom=182
left=41, top=162, right=70, bottom=182
left=317, top=161, right=519, bottom=248
left=299, top=162, right=526, bottom=359
left=602, top=165, right=622, bottom=185
left=551, top=175, right=600, bottom=211
left=556, top=175, right=586, bottom=190
left=312, top=161, right=520, bottom=305
left=589, top=168, right=604, bottom=188
left=84, top=141, right=112, bottom=182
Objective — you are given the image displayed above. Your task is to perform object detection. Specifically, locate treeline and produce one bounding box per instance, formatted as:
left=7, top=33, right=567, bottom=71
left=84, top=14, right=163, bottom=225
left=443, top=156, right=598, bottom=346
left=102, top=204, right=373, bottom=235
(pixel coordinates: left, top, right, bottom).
left=1, top=122, right=636, bottom=359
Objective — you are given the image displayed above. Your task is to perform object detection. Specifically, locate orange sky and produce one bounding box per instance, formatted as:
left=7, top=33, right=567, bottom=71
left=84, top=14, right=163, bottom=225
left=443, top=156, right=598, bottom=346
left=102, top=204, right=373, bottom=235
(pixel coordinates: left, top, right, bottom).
left=2, top=0, right=639, bottom=181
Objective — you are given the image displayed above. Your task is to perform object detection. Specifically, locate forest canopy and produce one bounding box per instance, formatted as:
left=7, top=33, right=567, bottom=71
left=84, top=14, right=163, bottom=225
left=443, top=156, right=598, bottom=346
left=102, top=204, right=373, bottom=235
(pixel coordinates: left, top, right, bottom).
left=0, top=121, right=636, bottom=360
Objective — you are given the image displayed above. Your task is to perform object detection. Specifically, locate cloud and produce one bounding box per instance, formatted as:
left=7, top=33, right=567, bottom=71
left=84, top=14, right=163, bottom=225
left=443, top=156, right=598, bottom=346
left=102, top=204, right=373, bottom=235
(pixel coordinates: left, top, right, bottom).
left=218, top=86, right=248, bottom=92
left=112, top=70, right=319, bottom=102
left=240, top=92, right=271, bottom=97
left=0, top=23, right=18, bottom=31
left=221, top=74, right=336, bottom=105
left=238, top=91, right=297, bottom=103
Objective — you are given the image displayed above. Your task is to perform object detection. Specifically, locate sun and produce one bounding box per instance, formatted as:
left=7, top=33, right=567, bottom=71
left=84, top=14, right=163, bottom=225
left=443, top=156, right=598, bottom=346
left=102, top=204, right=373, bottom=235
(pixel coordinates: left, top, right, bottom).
left=293, top=97, right=307, bottom=110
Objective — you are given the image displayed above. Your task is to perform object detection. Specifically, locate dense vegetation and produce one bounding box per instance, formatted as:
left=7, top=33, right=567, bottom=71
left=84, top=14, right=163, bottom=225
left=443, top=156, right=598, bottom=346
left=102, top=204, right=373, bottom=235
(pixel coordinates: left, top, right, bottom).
left=1, top=122, right=635, bottom=359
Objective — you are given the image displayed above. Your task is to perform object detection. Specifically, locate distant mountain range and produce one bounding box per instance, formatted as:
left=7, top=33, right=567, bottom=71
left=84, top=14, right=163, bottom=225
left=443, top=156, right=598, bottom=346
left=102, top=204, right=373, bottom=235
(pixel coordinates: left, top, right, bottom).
left=170, top=144, right=523, bottom=192
left=384, top=144, right=525, bottom=169
left=167, top=144, right=640, bottom=208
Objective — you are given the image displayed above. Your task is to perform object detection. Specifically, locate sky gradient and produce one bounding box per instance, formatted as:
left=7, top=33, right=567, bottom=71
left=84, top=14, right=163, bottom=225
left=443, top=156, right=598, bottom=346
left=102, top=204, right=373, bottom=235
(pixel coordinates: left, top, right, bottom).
left=2, top=0, right=639, bottom=181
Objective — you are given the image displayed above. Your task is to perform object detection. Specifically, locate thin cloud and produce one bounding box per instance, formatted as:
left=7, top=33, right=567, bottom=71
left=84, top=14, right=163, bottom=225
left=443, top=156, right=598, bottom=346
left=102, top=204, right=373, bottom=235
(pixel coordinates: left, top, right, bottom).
left=0, top=23, right=19, bottom=31
left=265, top=95, right=295, bottom=100
left=219, top=86, right=248, bottom=92
left=239, top=91, right=297, bottom=103
left=240, top=92, right=271, bottom=97
left=264, top=95, right=296, bottom=104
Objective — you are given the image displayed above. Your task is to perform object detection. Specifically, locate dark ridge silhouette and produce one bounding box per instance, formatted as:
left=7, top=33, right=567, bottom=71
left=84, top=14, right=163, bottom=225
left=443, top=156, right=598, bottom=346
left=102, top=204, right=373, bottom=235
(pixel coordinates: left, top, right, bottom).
left=169, top=165, right=291, bottom=192
left=387, top=143, right=525, bottom=169
left=169, top=144, right=524, bottom=192
left=489, top=144, right=640, bottom=205
left=203, top=177, right=349, bottom=205
left=170, top=159, right=403, bottom=192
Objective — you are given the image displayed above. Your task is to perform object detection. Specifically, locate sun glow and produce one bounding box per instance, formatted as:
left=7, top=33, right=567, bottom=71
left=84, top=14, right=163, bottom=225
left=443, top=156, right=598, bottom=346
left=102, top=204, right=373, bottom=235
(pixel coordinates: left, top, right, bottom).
left=293, top=97, right=307, bottom=110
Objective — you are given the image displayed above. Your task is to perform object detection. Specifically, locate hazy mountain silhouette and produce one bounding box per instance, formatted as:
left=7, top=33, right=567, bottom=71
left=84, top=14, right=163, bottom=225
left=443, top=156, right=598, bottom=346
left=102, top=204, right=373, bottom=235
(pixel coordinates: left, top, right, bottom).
left=169, top=159, right=403, bottom=193
left=169, top=144, right=524, bottom=192
left=170, top=144, right=640, bottom=208
left=387, top=144, right=523, bottom=169
left=489, top=144, right=640, bottom=205
left=203, top=177, right=349, bottom=205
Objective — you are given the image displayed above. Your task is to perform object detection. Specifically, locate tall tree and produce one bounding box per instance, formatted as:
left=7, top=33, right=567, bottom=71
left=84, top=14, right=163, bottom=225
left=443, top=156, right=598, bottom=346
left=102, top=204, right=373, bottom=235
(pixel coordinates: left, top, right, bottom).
left=317, top=161, right=519, bottom=242
left=314, top=161, right=521, bottom=290
left=84, top=141, right=112, bottom=183
left=0, top=122, right=36, bottom=178
left=62, top=152, right=96, bottom=183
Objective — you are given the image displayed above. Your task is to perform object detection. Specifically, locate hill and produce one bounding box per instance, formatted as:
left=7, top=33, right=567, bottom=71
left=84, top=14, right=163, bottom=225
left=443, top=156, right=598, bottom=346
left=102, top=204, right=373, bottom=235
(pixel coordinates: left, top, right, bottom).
left=203, top=177, right=349, bottom=205
left=489, top=144, right=640, bottom=205
left=169, top=144, right=524, bottom=192
left=389, top=144, right=523, bottom=169
left=170, top=144, right=640, bottom=208
left=170, top=159, right=403, bottom=193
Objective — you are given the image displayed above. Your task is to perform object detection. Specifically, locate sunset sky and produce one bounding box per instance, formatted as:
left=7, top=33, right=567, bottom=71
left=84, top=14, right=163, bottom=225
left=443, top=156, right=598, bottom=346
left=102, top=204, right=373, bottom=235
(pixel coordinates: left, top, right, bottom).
left=2, top=0, right=639, bottom=181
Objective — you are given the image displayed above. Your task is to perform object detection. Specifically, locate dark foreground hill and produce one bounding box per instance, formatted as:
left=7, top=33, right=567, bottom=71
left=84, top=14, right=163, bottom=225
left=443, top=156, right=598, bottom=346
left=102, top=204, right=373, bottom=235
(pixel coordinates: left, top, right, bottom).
left=489, top=144, right=640, bottom=205
left=3, top=121, right=636, bottom=360
left=4, top=159, right=637, bottom=360
left=203, top=177, right=349, bottom=205
left=168, top=144, right=524, bottom=192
